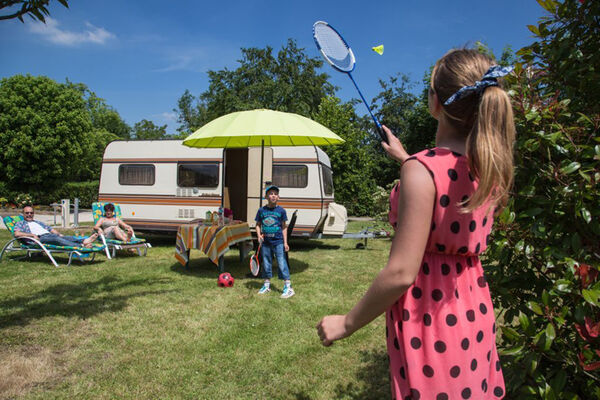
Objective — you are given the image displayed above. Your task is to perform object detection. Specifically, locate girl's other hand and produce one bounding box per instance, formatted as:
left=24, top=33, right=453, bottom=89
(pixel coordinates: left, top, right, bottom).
left=316, top=315, right=350, bottom=346
left=381, top=125, right=409, bottom=163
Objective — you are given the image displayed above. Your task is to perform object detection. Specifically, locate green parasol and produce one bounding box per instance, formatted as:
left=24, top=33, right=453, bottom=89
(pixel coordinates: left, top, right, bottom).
left=182, top=109, right=345, bottom=148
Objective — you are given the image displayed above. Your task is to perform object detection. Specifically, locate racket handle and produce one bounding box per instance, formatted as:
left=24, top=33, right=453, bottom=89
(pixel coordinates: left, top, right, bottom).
left=347, top=72, right=388, bottom=144
left=374, top=122, right=388, bottom=144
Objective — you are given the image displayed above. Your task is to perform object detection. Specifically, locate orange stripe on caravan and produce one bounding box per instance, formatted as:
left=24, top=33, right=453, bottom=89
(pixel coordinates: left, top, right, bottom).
left=100, top=195, right=329, bottom=209
left=291, top=226, right=314, bottom=232
left=103, top=158, right=222, bottom=163
left=125, top=219, right=182, bottom=224
left=273, top=158, right=318, bottom=163
left=98, top=196, right=220, bottom=206
left=99, top=195, right=221, bottom=200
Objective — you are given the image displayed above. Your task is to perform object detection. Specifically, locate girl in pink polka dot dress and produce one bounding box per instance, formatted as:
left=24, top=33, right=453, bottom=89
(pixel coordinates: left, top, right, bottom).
left=317, top=49, right=515, bottom=399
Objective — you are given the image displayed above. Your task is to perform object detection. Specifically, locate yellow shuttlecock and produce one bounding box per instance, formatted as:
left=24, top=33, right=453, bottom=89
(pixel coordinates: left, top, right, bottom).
left=372, top=44, right=384, bottom=55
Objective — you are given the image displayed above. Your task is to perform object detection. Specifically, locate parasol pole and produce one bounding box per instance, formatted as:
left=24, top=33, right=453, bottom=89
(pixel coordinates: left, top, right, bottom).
left=221, top=148, right=227, bottom=208
left=259, top=138, right=264, bottom=212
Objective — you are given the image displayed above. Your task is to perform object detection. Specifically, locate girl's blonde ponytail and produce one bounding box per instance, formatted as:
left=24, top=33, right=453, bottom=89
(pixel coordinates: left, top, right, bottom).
left=465, top=86, right=515, bottom=212
left=432, top=49, right=515, bottom=213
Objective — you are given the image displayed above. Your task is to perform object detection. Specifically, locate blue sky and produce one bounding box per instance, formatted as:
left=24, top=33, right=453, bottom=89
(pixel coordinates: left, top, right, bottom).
left=0, top=0, right=546, bottom=134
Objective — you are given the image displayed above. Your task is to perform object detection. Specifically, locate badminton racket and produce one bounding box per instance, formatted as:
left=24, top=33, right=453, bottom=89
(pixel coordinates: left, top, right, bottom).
left=249, top=240, right=262, bottom=276
left=313, top=20, right=387, bottom=143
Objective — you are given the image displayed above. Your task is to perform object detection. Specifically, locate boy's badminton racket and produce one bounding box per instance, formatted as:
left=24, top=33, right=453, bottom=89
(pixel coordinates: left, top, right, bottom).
left=313, top=20, right=387, bottom=143
left=249, top=240, right=262, bottom=276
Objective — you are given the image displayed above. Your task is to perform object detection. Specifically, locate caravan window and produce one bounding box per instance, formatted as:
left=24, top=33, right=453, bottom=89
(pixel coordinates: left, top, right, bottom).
left=119, top=164, right=155, bottom=186
left=273, top=165, right=308, bottom=188
left=321, top=164, right=334, bottom=196
left=178, top=163, right=219, bottom=188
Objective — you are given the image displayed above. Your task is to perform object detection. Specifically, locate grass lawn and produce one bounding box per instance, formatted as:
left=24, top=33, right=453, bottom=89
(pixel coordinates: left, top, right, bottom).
left=0, top=221, right=393, bottom=399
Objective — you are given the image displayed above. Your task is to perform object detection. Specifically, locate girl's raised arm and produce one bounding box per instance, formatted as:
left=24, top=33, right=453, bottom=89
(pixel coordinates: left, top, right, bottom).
left=317, top=158, right=435, bottom=346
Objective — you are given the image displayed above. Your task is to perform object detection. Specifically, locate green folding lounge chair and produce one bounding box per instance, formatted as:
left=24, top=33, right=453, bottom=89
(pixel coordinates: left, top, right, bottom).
left=1, top=215, right=107, bottom=267
left=92, top=202, right=151, bottom=258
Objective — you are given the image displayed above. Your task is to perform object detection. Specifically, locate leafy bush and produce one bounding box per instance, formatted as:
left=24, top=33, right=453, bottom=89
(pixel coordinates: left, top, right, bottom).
left=372, top=181, right=398, bottom=223
left=51, top=181, right=99, bottom=209
left=486, top=0, right=600, bottom=397
left=22, top=181, right=99, bottom=208
left=0, top=75, right=94, bottom=193
left=14, top=193, right=33, bottom=208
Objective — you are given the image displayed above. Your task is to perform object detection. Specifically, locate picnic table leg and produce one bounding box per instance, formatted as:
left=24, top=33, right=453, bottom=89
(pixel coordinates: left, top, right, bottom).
left=218, top=255, right=225, bottom=273
left=185, top=249, right=190, bottom=269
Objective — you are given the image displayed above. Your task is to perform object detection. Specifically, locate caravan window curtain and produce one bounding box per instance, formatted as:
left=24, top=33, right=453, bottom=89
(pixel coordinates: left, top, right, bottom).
left=177, top=163, right=219, bottom=188
left=273, top=165, right=308, bottom=188
left=118, top=164, right=155, bottom=186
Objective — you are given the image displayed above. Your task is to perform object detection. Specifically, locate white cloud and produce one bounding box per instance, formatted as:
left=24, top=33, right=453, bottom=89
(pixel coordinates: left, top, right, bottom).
left=154, top=52, right=203, bottom=73
left=154, top=44, right=238, bottom=73
left=28, top=17, right=116, bottom=46
left=159, top=112, right=177, bottom=122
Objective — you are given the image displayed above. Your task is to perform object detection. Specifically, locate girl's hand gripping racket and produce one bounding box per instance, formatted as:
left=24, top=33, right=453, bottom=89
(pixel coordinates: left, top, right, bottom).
left=249, top=240, right=262, bottom=276
left=313, top=20, right=387, bottom=144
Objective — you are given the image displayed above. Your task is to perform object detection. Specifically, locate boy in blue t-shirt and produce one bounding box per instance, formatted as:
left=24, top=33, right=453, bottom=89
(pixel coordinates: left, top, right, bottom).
left=255, top=185, right=294, bottom=298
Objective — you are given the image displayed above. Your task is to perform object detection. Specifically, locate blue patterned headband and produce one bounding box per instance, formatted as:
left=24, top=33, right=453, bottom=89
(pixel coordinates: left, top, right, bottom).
left=443, top=65, right=514, bottom=106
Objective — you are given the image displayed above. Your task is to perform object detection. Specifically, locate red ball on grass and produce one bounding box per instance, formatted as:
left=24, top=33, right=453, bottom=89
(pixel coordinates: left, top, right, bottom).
left=217, top=272, right=234, bottom=287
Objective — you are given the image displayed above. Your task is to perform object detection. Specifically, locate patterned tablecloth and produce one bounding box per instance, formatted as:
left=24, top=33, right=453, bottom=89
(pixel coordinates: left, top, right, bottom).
left=174, top=222, right=252, bottom=267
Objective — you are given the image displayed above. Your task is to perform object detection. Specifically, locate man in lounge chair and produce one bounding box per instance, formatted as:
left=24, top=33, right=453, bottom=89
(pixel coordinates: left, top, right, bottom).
left=14, top=205, right=98, bottom=248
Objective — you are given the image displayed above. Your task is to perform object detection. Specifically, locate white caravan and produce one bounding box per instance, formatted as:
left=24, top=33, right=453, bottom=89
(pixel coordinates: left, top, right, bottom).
left=98, top=140, right=348, bottom=237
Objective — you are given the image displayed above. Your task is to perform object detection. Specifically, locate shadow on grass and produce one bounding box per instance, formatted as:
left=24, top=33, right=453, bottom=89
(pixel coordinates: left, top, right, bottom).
left=290, top=349, right=390, bottom=400
left=1, top=251, right=108, bottom=267
left=334, top=349, right=391, bottom=399
left=137, top=232, right=177, bottom=246
left=170, top=254, right=310, bottom=280
left=288, top=239, right=340, bottom=252
left=0, top=276, right=175, bottom=329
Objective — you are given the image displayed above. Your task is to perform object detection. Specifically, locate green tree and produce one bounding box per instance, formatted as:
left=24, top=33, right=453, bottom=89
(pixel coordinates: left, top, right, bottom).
left=314, top=96, right=377, bottom=216
left=174, top=39, right=335, bottom=135
left=88, top=103, right=130, bottom=140
left=0, top=0, right=68, bottom=23
left=0, top=74, right=93, bottom=193
left=67, top=81, right=131, bottom=140
left=84, top=129, right=120, bottom=181
left=369, top=73, right=436, bottom=186
left=486, top=0, right=600, bottom=397
left=174, top=89, right=206, bottom=136
left=133, top=119, right=168, bottom=140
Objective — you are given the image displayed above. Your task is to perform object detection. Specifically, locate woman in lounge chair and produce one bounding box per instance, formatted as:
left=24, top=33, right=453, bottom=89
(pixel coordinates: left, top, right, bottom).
left=94, top=203, right=134, bottom=243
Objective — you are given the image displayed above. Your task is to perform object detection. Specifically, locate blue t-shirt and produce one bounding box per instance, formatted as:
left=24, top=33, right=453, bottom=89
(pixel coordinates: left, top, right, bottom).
left=255, top=205, right=287, bottom=244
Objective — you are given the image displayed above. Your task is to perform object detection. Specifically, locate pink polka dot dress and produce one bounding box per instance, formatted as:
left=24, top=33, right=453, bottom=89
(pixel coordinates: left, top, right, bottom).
left=386, top=148, right=505, bottom=399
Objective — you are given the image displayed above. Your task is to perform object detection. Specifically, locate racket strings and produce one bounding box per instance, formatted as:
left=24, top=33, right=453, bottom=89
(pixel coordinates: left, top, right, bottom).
left=314, top=24, right=354, bottom=71
left=315, top=27, right=348, bottom=58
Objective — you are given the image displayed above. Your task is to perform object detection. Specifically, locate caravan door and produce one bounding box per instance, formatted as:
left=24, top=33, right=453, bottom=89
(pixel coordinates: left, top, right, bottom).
left=224, top=148, right=248, bottom=222
left=246, top=147, right=272, bottom=228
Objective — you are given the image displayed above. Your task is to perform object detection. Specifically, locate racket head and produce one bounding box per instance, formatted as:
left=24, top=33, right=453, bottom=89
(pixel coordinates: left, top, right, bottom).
left=313, top=21, right=355, bottom=73
left=250, top=255, right=259, bottom=276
